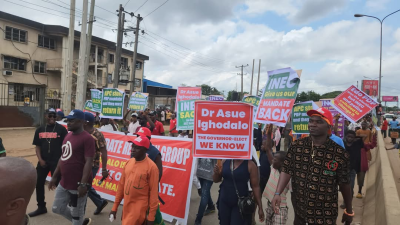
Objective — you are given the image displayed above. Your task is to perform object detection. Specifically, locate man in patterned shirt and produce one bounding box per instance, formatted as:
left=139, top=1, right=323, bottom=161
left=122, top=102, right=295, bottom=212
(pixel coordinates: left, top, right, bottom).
left=83, top=112, right=110, bottom=215
left=272, top=108, right=353, bottom=225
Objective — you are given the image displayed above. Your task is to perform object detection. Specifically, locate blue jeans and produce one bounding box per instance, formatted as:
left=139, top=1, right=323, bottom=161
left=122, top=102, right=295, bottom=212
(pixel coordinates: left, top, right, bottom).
left=195, top=178, right=214, bottom=222
left=88, top=167, right=105, bottom=208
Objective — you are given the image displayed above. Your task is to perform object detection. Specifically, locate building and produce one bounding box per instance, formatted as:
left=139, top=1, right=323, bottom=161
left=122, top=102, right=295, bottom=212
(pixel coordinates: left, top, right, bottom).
left=0, top=11, right=149, bottom=113
left=143, top=78, right=176, bottom=111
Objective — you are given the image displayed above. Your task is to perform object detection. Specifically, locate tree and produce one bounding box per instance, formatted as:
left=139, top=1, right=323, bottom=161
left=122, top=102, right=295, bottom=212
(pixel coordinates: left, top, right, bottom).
left=180, top=83, right=188, bottom=87
left=199, top=84, right=221, bottom=95
left=321, top=91, right=342, bottom=99
left=295, top=91, right=321, bottom=103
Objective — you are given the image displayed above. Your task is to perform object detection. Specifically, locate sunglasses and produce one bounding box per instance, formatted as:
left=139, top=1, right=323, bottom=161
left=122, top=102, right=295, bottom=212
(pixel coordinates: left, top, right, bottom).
left=48, top=115, right=57, bottom=118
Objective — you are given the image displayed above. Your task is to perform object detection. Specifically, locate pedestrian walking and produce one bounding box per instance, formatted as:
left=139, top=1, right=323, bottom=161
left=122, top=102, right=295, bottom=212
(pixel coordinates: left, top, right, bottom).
left=49, top=109, right=96, bottom=225
left=381, top=117, right=388, bottom=138
left=389, top=117, right=399, bottom=144
left=169, top=114, right=178, bottom=137
left=29, top=108, right=68, bottom=217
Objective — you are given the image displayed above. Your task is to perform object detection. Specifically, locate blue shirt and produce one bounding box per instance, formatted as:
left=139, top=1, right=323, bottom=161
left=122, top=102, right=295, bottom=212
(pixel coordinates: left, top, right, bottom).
left=389, top=120, right=399, bottom=129
left=330, top=134, right=345, bottom=148
left=147, top=143, right=161, bottom=162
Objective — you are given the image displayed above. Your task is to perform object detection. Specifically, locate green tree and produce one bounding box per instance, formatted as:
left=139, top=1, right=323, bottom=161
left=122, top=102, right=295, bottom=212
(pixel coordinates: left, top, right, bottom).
left=199, top=84, right=221, bottom=95
left=321, top=91, right=342, bottom=99
left=295, top=91, right=321, bottom=103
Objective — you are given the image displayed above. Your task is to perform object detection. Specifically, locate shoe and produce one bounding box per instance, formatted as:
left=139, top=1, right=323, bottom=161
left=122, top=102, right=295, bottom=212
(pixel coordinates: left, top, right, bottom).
left=194, top=220, right=201, bottom=225
left=82, top=218, right=92, bottom=225
left=197, top=188, right=202, bottom=197
left=204, top=205, right=216, bottom=216
left=94, top=200, right=108, bottom=215
left=340, top=204, right=346, bottom=209
left=28, top=207, right=47, bottom=217
left=356, top=193, right=363, bottom=198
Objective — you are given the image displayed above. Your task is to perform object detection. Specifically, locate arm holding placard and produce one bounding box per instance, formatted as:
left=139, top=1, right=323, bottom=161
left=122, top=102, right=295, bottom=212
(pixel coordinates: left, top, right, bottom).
left=262, top=125, right=274, bottom=165
left=213, top=160, right=225, bottom=183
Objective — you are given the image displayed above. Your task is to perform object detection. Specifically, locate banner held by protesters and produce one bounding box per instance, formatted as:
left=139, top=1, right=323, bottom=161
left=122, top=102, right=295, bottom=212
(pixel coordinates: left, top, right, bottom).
left=176, top=86, right=202, bottom=130
left=101, top=88, right=125, bottom=119
left=90, top=89, right=102, bottom=113
left=291, top=101, right=319, bottom=134
left=83, top=100, right=96, bottom=116
left=127, top=92, right=148, bottom=111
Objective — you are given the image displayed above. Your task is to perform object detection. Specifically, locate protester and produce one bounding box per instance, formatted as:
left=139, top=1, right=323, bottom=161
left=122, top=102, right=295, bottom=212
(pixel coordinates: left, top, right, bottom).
left=254, top=123, right=263, bottom=152
left=56, top=111, right=65, bottom=122
left=49, top=109, right=96, bottom=225
left=0, top=157, right=36, bottom=225
left=83, top=112, right=110, bottom=215
left=100, top=118, right=117, bottom=131
left=169, top=113, right=178, bottom=137
left=381, top=117, right=388, bottom=138
left=29, top=108, right=68, bottom=217
left=389, top=117, right=399, bottom=144
left=259, top=125, right=273, bottom=199
left=264, top=152, right=291, bottom=225
left=149, top=111, right=165, bottom=136
left=110, top=136, right=159, bottom=225
left=356, top=121, right=373, bottom=163
left=272, top=107, right=353, bottom=225
left=178, top=130, right=189, bottom=138
left=195, top=158, right=217, bottom=225
left=348, top=120, right=362, bottom=131
left=128, top=112, right=140, bottom=134
left=161, top=110, right=166, bottom=124
left=213, top=158, right=265, bottom=224
left=193, top=159, right=202, bottom=196
left=282, top=119, right=292, bottom=151
left=276, top=127, right=283, bottom=152
left=273, top=126, right=281, bottom=152
left=0, top=137, right=6, bottom=157
left=166, top=110, right=172, bottom=125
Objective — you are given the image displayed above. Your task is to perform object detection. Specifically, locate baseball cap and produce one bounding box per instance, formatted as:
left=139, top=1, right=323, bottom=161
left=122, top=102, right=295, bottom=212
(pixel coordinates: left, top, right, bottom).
left=307, top=108, right=333, bottom=126
left=66, top=109, right=85, bottom=120
left=84, top=112, right=95, bottom=123
left=57, top=111, right=65, bottom=118
left=131, top=113, right=138, bottom=117
left=46, top=108, right=56, bottom=114
left=136, top=127, right=151, bottom=138
left=149, top=111, right=156, bottom=116
left=128, top=136, right=150, bottom=149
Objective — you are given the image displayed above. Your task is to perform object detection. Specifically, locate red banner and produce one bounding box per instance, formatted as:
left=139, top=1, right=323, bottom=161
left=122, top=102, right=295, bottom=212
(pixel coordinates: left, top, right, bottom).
left=53, top=123, right=194, bottom=224
left=331, top=85, right=378, bottom=123
left=382, top=96, right=398, bottom=102
left=362, top=80, right=379, bottom=97
left=193, top=101, right=253, bottom=159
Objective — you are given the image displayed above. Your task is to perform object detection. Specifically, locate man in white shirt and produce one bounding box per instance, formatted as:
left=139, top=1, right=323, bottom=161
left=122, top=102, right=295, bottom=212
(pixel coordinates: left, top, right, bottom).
left=100, top=118, right=117, bottom=131
left=128, top=113, right=141, bottom=134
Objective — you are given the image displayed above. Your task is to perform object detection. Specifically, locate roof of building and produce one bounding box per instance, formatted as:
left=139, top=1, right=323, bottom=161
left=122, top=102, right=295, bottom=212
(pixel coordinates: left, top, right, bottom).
left=0, top=11, right=149, bottom=61
left=143, top=79, right=173, bottom=89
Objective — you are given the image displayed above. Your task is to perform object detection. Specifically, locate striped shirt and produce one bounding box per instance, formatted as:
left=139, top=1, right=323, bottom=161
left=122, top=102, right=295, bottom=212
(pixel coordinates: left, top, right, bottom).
left=263, top=166, right=291, bottom=207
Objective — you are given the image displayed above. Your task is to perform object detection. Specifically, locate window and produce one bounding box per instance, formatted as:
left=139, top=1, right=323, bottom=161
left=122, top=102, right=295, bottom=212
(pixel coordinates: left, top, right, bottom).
left=14, top=84, right=24, bottom=102
left=107, top=74, right=112, bottom=83
left=136, top=61, right=142, bottom=70
left=34, top=61, right=46, bottom=74
left=38, top=35, right=56, bottom=50
left=3, top=56, right=27, bottom=71
left=121, top=57, right=129, bottom=69
left=135, top=78, right=141, bottom=87
left=108, top=54, right=114, bottom=63
left=5, top=26, right=27, bottom=43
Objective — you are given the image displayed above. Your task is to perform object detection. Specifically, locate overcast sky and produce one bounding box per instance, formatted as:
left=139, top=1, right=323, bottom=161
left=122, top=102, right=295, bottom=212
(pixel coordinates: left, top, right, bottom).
left=3, top=0, right=400, bottom=105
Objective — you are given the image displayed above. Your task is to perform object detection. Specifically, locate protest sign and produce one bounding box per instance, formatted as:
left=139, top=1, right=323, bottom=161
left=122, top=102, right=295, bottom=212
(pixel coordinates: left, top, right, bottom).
left=255, top=67, right=301, bottom=127
left=90, top=89, right=102, bottom=113
left=101, top=88, right=125, bottom=119
left=331, top=85, right=379, bottom=123
left=127, top=92, right=148, bottom=111
left=208, top=95, right=224, bottom=101
left=176, top=87, right=202, bottom=130
left=291, top=101, right=318, bottom=134
left=83, top=100, right=96, bottom=116
left=193, top=101, right=253, bottom=159
left=321, top=99, right=345, bottom=138
left=53, top=123, right=194, bottom=225
left=242, top=95, right=262, bottom=129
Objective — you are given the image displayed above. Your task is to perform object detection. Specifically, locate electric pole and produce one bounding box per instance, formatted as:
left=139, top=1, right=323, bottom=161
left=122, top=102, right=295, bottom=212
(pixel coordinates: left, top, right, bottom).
left=75, top=0, right=89, bottom=110
left=236, top=64, right=249, bottom=99
left=83, top=0, right=96, bottom=88
left=257, top=59, right=261, bottom=96
left=113, top=4, right=125, bottom=88
left=129, top=14, right=143, bottom=95
left=62, top=0, right=75, bottom=113
left=250, top=59, right=255, bottom=95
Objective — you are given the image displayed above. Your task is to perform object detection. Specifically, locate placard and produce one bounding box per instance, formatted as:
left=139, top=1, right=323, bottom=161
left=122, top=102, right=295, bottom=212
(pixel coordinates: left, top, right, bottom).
left=176, top=87, right=202, bottom=130
left=291, top=101, right=318, bottom=134
left=127, top=92, right=148, bottom=111
left=101, top=88, right=125, bottom=119
left=321, top=99, right=345, bottom=138
left=193, top=101, right=253, bottom=159
left=242, top=95, right=262, bottom=129
left=83, top=100, right=96, bottom=116
left=90, top=89, right=102, bottom=113
left=208, top=95, right=224, bottom=101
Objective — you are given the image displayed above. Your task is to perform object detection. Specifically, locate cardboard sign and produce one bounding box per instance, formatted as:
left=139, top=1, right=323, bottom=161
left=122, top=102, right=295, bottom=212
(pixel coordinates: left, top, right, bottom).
left=208, top=95, right=224, bottom=101
left=242, top=95, right=263, bottom=129
left=176, top=87, right=202, bottom=130
left=83, top=100, right=96, bottom=116
left=331, top=85, right=378, bottom=123
left=90, top=89, right=102, bottom=113
left=52, top=123, right=194, bottom=225
left=321, top=99, right=345, bottom=138
left=255, top=67, right=301, bottom=127
left=127, top=92, right=148, bottom=111
left=101, top=88, right=125, bottom=119
left=291, top=101, right=319, bottom=134
left=193, top=101, right=253, bottom=159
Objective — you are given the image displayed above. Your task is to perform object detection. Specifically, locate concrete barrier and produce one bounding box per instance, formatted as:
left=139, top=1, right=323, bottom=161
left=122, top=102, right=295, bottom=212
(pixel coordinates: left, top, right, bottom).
left=362, top=132, right=400, bottom=225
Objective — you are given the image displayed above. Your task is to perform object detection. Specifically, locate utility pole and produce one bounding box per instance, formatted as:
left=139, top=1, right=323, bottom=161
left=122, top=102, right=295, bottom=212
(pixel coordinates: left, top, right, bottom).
left=257, top=59, right=261, bottom=96
left=75, top=0, right=89, bottom=110
left=129, top=14, right=143, bottom=95
left=236, top=64, right=249, bottom=99
left=250, top=59, right=255, bottom=95
left=83, top=0, right=95, bottom=88
left=113, top=4, right=125, bottom=88
left=62, top=0, right=76, bottom=113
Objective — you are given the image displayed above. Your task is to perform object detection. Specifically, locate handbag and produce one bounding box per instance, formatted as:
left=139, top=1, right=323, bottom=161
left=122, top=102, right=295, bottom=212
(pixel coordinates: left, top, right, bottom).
left=230, top=160, right=255, bottom=217
left=391, top=131, right=399, bottom=139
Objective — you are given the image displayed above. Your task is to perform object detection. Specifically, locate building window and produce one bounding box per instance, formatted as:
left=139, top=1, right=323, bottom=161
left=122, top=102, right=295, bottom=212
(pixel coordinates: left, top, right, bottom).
left=109, top=54, right=114, bottom=63
left=136, top=61, right=142, bottom=70
left=135, top=78, right=141, bottom=87
left=121, top=57, right=129, bottom=69
left=14, top=84, right=24, bottom=102
left=107, top=74, right=112, bottom=83
left=38, top=35, right=56, bottom=50
left=34, top=61, right=46, bottom=74
left=5, top=26, right=27, bottom=43
left=3, top=56, right=27, bottom=71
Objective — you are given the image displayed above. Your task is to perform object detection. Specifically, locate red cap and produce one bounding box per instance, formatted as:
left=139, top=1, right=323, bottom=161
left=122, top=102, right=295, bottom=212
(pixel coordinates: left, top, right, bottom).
left=136, top=127, right=151, bottom=138
left=128, top=136, right=150, bottom=149
left=307, top=107, right=333, bottom=125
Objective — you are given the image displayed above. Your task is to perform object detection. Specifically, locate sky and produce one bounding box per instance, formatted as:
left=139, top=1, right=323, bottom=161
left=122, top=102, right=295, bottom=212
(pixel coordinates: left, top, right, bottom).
left=2, top=0, right=400, bottom=105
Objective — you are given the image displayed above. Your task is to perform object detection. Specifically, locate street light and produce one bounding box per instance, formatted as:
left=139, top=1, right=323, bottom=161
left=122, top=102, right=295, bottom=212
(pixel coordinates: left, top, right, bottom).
left=354, top=9, right=400, bottom=102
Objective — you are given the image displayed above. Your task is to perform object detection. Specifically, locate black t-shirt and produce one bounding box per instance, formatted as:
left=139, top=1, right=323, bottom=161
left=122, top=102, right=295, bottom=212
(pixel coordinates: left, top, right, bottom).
left=344, top=139, right=364, bottom=172
left=33, top=123, right=68, bottom=163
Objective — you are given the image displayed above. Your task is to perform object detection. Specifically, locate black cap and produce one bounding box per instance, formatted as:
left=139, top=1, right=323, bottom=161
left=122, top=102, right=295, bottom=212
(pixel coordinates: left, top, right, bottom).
left=149, top=111, right=156, bottom=116
left=46, top=108, right=56, bottom=114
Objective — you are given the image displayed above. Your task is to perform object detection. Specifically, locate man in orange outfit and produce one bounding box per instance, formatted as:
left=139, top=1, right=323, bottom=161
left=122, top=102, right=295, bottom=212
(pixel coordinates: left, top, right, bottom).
left=110, top=136, right=159, bottom=225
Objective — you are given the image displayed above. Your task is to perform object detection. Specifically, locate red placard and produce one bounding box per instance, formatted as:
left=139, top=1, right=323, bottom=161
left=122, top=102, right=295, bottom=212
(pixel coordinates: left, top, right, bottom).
left=193, top=101, right=253, bottom=159
left=331, top=85, right=378, bottom=123
left=362, top=80, right=379, bottom=97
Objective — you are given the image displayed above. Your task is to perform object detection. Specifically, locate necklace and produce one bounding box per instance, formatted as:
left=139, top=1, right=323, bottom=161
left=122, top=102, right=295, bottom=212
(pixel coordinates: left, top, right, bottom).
left=311, top=141, right=316, bottom=163
left=45, top=123, right=57, bottom=153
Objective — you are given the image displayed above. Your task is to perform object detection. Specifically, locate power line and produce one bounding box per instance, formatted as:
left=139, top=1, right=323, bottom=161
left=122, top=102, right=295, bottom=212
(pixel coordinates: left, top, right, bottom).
left=134, top=0, right=150, bottom=13
left=124, top=0, right=132, bottom=8
left=144, top=0, right=169, bottom=18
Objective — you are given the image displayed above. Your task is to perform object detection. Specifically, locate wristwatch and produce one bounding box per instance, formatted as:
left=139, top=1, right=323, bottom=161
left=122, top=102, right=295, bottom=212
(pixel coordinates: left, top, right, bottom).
left=274, top=192, right=281, bottom=196
left=77, top=182, right=90, bottom=187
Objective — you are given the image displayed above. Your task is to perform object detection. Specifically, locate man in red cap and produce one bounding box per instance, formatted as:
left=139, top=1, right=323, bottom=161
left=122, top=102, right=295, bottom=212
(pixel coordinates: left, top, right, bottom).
left=272, top=107, right=353, bottom=225
left=110, top=136, right=159, bottom=225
